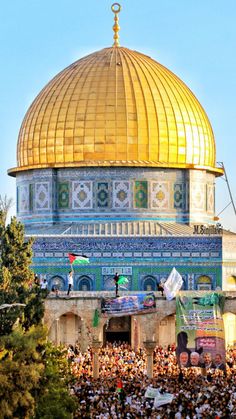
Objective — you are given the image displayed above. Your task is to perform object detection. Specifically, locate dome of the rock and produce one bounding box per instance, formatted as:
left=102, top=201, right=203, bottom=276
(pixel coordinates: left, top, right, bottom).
left=9, top=46, right=222, bottom=176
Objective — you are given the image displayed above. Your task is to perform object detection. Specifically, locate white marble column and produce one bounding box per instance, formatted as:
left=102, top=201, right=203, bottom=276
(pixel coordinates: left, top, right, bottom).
left=143, top=340, right=156, bottom=378
left=91, top=339, right=102, bottom=379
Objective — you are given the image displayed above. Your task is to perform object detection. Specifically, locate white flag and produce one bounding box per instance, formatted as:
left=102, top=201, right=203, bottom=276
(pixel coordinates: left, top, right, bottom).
left=154, top=392, right=174, bottom=407
left=163, top=268, right=183, bottom=301
left=144, top=387, right=160, bottom=398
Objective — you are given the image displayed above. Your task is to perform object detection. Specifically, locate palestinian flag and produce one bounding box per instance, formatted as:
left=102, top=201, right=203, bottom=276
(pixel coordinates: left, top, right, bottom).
left=68, top=253, right=90, bottom=265
left=117, top=276, right=129, bottom=285
left=116, top=378, right=123, bottom=393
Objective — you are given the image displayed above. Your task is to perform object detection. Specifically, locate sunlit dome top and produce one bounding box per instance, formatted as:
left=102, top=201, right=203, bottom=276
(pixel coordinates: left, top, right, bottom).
left=9, top=45, right=222, bottom=176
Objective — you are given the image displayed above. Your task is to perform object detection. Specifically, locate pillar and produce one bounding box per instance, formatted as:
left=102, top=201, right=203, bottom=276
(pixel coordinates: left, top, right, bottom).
left=91, top=339, right=102, bottom=379
left=143, top=340, right=156, bottom=378
left=80, top=319, right=89, bottom=353
left=55, top=318, right=60, bottom=345
left=133, top=317, right=139, bottom=351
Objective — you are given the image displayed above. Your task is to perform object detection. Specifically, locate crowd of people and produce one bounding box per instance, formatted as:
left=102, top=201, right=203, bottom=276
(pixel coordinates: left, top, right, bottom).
left=66, top=342, right=236, bottom=418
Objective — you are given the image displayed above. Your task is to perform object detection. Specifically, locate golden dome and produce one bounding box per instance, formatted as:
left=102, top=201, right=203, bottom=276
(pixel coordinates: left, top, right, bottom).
left=9, top=46, right=223, bottom=176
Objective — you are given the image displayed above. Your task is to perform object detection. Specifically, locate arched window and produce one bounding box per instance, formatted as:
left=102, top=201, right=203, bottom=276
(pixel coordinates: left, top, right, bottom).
left=50, top=275, right=65, bottom=291
left=196, top=275, right=212, bottom=291
left=142, top=276, right=156, bottom=291
left=226, top=275, right=236, bottom=290
left=77, top=275, right=93, bottom=291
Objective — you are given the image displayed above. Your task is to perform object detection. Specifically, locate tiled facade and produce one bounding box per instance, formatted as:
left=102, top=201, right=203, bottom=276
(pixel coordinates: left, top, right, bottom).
left=16, top=167, right=215, bottom=225
left=30, top=235, right=222, bottom=293
left=17, top=166, right=227, bottom=297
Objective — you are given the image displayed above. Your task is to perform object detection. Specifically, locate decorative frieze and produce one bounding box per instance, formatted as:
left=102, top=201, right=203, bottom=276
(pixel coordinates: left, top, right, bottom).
left=32, top=236, right=222, bottom=254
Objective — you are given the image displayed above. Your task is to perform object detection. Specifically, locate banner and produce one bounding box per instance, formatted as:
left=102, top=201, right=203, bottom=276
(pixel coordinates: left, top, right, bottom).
left=176, top=292, right=226, bottom=370
left=164, top=268, right=183, bottom=301
left=101, top=293, right=156, bottom=316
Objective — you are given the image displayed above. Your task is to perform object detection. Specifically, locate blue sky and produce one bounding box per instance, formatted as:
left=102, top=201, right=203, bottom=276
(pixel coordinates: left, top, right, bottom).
left=1, top=0, right=236, bottom=230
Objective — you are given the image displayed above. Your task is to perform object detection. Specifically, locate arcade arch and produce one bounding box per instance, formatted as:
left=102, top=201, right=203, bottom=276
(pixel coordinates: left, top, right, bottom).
left=225, top=275, right=236, bottom=291
left=49, top=312, right=81, bottom=346
left=103, top=316, right=131, bottom=345
left=158, top=314, right=176, bottom=347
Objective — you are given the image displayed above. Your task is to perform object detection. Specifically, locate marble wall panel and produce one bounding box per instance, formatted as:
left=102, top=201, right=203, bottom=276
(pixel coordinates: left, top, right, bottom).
left=19, top=184, right=29, bottom=213
left=151, top=182, right=169, bottom=209
left=35, top=182, right=50, bottom=210
left=134, top=181, right=148, bottom=208
left=174, top=183, right=185, bottom=210
left=112, top=181, right=131, bottom=208
left=191, top=182, right=205, bottom=211
left=207, top=184, right=214, bottom=213
left=72, top=181, right=93, bottom=209
left=58, top=182, right=69, bottom=209
left=96, top=182, right=110, bottom=208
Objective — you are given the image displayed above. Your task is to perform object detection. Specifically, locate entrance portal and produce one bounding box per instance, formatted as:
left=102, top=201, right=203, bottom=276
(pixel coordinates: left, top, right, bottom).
left=104, top=316, right=131, bottom=345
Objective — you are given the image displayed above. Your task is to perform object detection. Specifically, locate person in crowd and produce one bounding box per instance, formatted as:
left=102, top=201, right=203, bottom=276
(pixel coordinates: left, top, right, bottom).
left=40, top=277, right=48, bottom=290
left=157, top=281, right=164, bottom=296
left=66, top=342, right=236, bottom=418
left=51, top=284, right=59, bottom=297
left=113, top=272, right=119, bottom=297
left=214, top=353, right=226, bottom=372
left=179, top=351, right=190, bottom=367
left=190, top=351, right=200, bottom=367
left=201, top=351, right=216, bottom=369
left=67, top=270, right=74, bottom=296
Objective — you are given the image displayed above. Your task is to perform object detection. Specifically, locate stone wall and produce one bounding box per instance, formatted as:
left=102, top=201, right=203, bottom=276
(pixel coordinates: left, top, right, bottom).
left=44, top=291, right=236, bottom=347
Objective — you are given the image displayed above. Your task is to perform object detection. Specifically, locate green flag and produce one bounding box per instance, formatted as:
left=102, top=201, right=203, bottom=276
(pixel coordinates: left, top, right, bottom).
left=117, top=276, right=129, bottom=285
left=92, top=308, right=99, bottom=327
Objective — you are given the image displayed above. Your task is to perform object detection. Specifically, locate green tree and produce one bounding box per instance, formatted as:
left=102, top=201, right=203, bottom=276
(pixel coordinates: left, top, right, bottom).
left=0, top=326, right=46, bottom=419
left=0, top=212, right=47, bottom=335
left=34, top=343, right=77, bottom=419
left=0, top=327, right=77, bottom=419
left=0, top=211, right=77, bottom=418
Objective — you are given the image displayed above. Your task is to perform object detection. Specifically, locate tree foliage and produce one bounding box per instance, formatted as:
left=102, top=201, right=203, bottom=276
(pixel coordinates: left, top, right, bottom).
left=0, top=210, right=77, bottom=418
left=0, top=212, right=47, bottom=335
left=0, top=326, right=46, bottom=419
left=0, top=327, right=77, bottom=419
left=34, top=343, right=77, bottom=419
